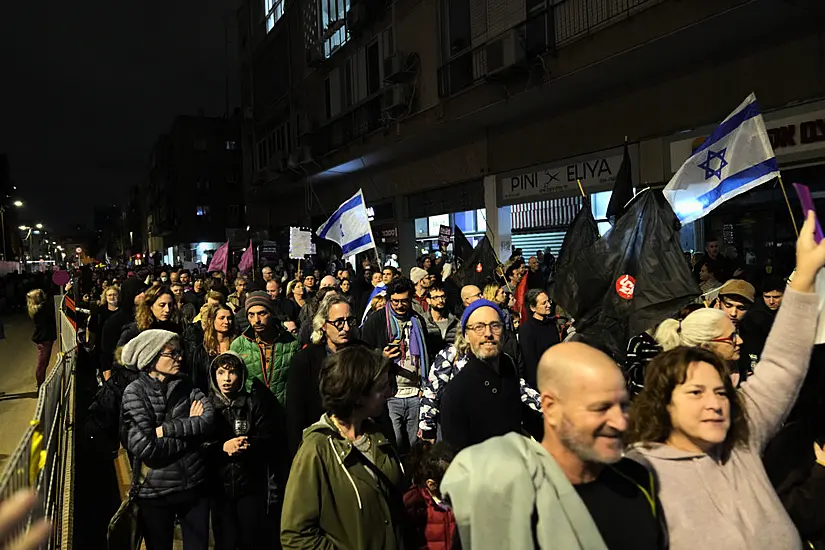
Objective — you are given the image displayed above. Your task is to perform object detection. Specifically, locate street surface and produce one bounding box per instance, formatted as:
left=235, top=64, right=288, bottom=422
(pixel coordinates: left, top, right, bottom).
left=0, top=313, right=54, bottom=472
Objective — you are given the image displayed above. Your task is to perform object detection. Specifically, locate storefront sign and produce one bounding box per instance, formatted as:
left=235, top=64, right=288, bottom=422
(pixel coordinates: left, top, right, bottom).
left=437, top=225, right=452, bottom=249
left=497, top=145, right=636, bottom=206
left=670, top=108, right=825, bottom=173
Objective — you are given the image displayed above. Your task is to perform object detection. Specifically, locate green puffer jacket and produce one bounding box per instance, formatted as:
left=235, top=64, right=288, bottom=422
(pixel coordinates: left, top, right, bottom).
left=281, top=416, right=408, bottom=550
left=230, top=324, right=299, bottom=406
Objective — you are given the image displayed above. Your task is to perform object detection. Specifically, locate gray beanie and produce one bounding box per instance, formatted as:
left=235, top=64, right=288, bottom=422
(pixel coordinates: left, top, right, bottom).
left=121, top=329, right=179, bottom=371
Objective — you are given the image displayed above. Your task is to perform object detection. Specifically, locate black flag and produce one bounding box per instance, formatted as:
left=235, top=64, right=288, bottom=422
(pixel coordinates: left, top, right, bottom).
left=605, top=141, right=633, bottom=223
left=450, top=235, right=498, bottom=289
left=554, top=198, right=600, bottom=282
left=453, top=226, right=473, bottom=268
left=554, top=189, right=699, bottom=360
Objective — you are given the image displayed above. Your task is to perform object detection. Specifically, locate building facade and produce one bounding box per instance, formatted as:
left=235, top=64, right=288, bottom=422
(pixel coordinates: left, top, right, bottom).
left=238, top=0, right=825, bottom=270
left=145, top=115, right=245, bottom=266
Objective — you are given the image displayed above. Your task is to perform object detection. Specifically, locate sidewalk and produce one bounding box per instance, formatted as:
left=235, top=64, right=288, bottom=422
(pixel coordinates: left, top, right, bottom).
left=0, top=314, right=56, bottom=473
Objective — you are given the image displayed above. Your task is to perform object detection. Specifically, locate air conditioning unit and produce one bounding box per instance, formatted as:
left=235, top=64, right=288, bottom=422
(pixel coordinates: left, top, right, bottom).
left=383, top=51, right=406, bottom=83
left=382, top=84, right=410, bottom=112
left=485, top=29, right=526, bottom=77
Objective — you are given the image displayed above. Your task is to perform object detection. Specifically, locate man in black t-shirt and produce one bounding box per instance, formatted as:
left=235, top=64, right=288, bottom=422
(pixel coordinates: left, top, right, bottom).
left=539, top=342, right=665, bottom=549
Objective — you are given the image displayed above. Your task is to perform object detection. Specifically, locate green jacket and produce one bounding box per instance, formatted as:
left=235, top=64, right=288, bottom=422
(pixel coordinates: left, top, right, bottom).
left=281, top=415, right=407, bottom=550
left=230, top=324, right=299, bottom=406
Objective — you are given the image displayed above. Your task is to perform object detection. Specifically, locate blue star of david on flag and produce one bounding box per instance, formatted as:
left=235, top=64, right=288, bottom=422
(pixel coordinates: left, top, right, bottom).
left=697, top=148, right=728, bottom=181
left=663, top=93, right=780, bottom=225
left=317, top=189, right=376, bottom=257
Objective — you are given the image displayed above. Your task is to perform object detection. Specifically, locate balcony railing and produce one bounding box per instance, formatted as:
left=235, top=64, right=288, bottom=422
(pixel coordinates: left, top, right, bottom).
left=311, top=94, right=385, bottom=157
left=438, top=0, right=661, bottom=97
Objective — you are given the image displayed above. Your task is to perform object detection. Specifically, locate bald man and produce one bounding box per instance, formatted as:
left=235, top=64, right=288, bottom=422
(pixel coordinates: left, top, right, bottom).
left=460, top=285, right=483, bottom=306
left=442, top=342, right=664, bottom=549
left=319, top=275, right=338, bottom=290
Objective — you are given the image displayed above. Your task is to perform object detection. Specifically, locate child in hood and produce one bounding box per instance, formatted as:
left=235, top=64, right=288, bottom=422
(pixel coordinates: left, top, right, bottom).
left=206, top=351, right=276, bottom=550
left=403, top=441, right=458, bottom=550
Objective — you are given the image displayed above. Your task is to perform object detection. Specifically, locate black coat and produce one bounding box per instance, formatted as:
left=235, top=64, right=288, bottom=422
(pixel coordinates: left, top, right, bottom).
left=84, top=365, right=139, bottom=453
left=100, top=308, right=134, bottom=373
left=361, top=307, right=436, bottom=359
left=31, top=305, right=57, bottom=343
left=519, top=315, right=560, bottom=390
left=286, top=343, right=328, bottom=457
left=738, top=303, right=777, bottom=380
left=207, top=368, right=275, bottom=499
left=183, top=323, right=211, bottom=394
left=440, top=353, right=535, bottom=450
left=117, top=320, right=183, bottom=350
left=121, top=372, right=214, bottom=499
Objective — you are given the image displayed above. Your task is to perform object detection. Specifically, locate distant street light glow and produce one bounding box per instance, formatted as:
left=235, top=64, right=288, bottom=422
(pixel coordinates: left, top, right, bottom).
left=13, top=200, right=23, bottom=207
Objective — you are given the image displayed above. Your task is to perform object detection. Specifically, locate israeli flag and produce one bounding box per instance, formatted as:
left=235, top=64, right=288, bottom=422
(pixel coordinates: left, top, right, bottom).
left=316, top=189, right=376, bottom=257
left=664, top=93, right=779, bottom=225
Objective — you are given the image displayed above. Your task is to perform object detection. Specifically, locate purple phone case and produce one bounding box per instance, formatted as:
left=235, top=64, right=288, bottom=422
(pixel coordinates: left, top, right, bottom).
left=793, top=183, right=824, bottom=244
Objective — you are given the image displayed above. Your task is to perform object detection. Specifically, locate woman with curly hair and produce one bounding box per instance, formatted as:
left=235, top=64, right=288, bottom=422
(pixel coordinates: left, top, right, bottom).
left=626, top=212, right=825, bottom=550
left=117, top=285, right=182, bottom=349
left=185, top=303, right=237, bottom=392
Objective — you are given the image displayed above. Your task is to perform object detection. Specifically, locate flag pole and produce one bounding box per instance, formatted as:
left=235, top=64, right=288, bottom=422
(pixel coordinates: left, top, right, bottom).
left=778, top=174, right=799, bottom=237
left=576, top=179, right=585, bottom=198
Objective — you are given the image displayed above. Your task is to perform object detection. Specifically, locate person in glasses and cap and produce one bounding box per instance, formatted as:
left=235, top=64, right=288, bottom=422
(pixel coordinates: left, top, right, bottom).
left=286, top=293, right=368, bottom=457
left=120, top=329, right=215, bottom=550
left=713, top=279, right=755, bottom=328
left=439, top=299, right=541, bottom=450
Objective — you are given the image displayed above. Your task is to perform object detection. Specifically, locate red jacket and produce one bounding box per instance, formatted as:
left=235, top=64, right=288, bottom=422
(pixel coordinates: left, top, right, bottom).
left=403, top=486, right=457, bottom=550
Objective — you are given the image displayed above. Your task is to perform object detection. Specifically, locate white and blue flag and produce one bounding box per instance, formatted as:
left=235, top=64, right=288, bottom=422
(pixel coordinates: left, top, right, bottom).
left=664, top=93, right=779, bottom=225
left=316, top=189, right=376, bottom=257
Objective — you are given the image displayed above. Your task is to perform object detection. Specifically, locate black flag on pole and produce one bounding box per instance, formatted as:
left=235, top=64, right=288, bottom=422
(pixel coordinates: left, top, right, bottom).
left=606, top=141, right=633, bottom=224
left=450, top=235, right=498, bottom=289
left=554, top=189, right=699, bottom=360
left=453, top=226, right=473, bottom=269
left=553, top=198, right=600, bottom=281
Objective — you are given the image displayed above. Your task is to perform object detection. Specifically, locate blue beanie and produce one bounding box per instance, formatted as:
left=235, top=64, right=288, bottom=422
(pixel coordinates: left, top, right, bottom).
left=461, top=299, right=504, bottom=335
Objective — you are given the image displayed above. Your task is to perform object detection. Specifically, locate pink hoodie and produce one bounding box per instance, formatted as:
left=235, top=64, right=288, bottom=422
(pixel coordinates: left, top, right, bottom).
left=628, top=287, right=819, bottom=550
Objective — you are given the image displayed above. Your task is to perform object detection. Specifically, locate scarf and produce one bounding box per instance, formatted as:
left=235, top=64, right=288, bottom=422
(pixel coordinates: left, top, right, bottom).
left=385, top=303, right=429, bottom=381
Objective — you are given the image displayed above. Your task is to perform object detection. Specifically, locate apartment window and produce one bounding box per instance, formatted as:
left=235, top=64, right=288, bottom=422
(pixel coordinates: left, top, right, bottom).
left=225, top=140, right=238, bottom=150
left=265, top=0, right=285, bottom=32
left=196, top=178, right=210, bottom=190
left=320, top=0, right=349, bottom=58
left=196, top=205, right=211, bottom=216
left=228, top=205, right=241, bottom=224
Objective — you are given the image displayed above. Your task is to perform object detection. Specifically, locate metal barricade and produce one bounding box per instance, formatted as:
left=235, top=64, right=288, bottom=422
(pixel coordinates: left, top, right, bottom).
left=0, top=306, right=77, bottom=550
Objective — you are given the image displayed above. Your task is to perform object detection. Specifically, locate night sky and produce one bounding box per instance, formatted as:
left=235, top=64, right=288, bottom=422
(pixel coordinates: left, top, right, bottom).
left=0, top=1, right=240, bottom=234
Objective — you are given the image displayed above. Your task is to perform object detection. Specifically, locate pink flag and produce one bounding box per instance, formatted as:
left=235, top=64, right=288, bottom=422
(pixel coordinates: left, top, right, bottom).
left=238, top=240, right=254, bottom=272
left=208, top=242, right=230, bottom=273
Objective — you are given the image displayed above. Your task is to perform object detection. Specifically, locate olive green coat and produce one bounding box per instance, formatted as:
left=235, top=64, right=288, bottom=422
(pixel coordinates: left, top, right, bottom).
left=280, top=416, right=407, bottom=550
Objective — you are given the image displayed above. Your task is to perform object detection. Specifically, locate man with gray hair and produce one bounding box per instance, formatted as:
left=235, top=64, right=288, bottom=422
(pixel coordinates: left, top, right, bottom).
left=285, top=293, right=360, bottom=456
left=442, top=342, right=664, bottom=549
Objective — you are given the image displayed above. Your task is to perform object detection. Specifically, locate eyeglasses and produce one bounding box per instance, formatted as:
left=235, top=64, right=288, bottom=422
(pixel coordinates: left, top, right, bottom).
left=428, top=294, right=447, bottom=301
left=466, top=321, right=504, bottom=335
left=390, top=297, right=411, bottom=306
left=160, top=349, right=183, bottom=360
left=711, top=332, right=739, bottom=346
left=327, top=316, right=357, bottom=330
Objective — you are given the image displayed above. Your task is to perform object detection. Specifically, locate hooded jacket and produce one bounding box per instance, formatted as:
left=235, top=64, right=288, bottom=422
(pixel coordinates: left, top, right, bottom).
left=120, top=372, right=215, bottom=499
left=280, top=415, right=407, bottom=550
left=627, top=286, right=818, bottom=550
left=422, top=310, right=459, bottom=349
left=442, top=432, right=609, bottom=550
left=402, top=486, right=456, bottom=550
left=206, top=352, right=274, bottom=499
left=230, top=320, right=299, bottom=406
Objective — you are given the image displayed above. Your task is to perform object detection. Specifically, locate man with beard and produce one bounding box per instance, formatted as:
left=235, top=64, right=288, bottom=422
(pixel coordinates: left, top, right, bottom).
left=286, top=294, right=362, bottom=456
left=423, top=281, right=458, bottom=347
left=442, top=342, right=664, bottom=549
left=230, top=291, right=299, bottom=407
left=440, top=299, right=540, bottom=450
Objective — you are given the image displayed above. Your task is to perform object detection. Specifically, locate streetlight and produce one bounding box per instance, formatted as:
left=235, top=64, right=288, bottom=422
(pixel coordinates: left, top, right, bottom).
left=0, top=201, right=24, bottom=261
left=35, top=223, right=43, bottom=229
left=18, top=225, right=28, bottom=230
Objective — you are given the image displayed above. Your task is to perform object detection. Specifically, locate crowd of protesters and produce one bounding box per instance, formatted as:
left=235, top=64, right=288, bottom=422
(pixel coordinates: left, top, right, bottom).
left=10, top=212, right=808, bottom=549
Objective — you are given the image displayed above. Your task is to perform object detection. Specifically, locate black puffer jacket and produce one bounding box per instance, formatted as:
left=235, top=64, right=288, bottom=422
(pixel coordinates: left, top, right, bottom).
left=121, top=373, right=214, bottom=499
left=182, top=323, right=211, bottom=393
left=206, top=355, right=274, bottom=499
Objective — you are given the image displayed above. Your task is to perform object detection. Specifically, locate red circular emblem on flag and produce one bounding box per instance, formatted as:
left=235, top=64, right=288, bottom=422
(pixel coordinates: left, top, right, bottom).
left=615, top=274, right=636, bottom=300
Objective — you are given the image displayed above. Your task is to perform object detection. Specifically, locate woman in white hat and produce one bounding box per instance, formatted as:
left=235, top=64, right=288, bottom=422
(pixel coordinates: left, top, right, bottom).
left=120, top=329, right=215, bottom=550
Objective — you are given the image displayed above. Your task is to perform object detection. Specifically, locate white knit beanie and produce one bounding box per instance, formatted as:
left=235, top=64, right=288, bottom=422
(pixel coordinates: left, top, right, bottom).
left=121, top=329, right=179, bottom=371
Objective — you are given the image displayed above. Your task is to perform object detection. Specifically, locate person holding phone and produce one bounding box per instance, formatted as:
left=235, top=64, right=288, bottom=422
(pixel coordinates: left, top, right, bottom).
left=362, top=278, right=432, bottom=454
